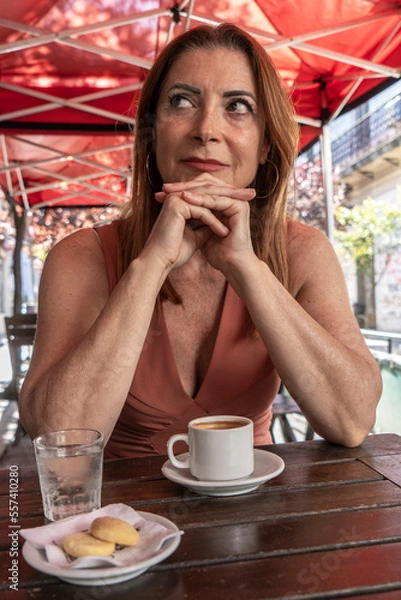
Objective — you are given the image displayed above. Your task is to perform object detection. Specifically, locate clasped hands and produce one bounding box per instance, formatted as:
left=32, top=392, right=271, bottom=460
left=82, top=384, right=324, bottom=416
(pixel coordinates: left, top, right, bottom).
left=142, top=173, right=257, bottom=274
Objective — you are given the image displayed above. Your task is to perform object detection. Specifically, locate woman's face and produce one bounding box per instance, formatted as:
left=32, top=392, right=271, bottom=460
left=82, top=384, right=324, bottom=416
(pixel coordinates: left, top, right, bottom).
left=154, top=48, right=268, bottom=188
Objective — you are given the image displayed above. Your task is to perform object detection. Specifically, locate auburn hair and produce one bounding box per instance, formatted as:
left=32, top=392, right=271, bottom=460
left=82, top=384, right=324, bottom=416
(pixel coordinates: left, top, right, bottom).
left=119, top=23, right=299, bottom=301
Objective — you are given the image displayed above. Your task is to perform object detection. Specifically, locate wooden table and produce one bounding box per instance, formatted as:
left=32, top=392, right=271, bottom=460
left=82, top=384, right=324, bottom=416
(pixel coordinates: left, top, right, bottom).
left=1, top=433, right=401, bottom=599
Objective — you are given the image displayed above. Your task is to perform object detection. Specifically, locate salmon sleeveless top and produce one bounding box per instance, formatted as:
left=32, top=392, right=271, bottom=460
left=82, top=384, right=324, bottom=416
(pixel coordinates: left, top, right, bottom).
left=95, top=221, right=279, bottom=458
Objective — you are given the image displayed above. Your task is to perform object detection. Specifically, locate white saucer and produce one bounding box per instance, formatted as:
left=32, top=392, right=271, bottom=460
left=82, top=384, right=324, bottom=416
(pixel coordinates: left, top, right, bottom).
left=22, top=511, right=181, bottom=586
left=161, top=449, right=285, bottom=497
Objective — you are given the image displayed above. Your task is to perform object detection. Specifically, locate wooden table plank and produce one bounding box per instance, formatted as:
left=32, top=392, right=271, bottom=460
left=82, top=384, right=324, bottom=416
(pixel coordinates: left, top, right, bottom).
left=0, top=455, right=168, bottom=496
left=1, top=469, right=399, bottom=527
left=270, top=460, right=383, bottom=488
left=165, top=542, right=401, bottom=600
left=1, top=435, right=401, bottom=599
left=0, top=456, right=166, bottom=496
left=92, top=540, right=401, bottom=599
left=128, top=480, right=401, bottom=528
left=349, top=593, right=401, bottom=600
left=360, top=454, right=401, bottom=487
left=4, top=533, right=401, bottom=598
left=4, top=498, right=401, bottom=566
left=1, top=475, right=399, bottom=524
left=0, top=451, right=383, bottom=497
left=0, top=459, right=386, bottom=520
left=5, top=504, right=401, bottom=584
left=162, top=505, right=401, bottom=567
left=261, top=434, right=401, bottom=465
left=5, top=587, right=401, bottom=600
left=0, top=467, right=39, bottom=497
left=1, top=432, right=399, bottom=497
left=6, top=541, right=401, bottom=600
left=1, top=433, right=399, bottom=495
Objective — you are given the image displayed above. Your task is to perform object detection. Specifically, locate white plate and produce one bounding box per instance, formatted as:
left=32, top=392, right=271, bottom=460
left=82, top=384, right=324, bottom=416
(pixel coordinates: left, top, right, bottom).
left=22, top=511, right=181, bottom=586
left=162, top=448, right=285, bottom=497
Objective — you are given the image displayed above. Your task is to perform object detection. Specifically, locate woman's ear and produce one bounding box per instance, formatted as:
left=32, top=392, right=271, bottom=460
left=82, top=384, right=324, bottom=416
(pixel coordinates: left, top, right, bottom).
left=259, top=142, right=270, bottom=165
left=151, top=127, right=156, bottom=152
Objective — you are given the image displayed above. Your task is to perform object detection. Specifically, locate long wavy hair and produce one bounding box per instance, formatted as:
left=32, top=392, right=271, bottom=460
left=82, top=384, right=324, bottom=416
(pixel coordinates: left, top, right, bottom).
left=119, top=23, right=299, bottom=301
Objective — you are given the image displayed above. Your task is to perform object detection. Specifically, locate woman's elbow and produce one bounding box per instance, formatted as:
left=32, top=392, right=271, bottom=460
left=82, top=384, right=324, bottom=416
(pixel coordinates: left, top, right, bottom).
left=343, top=365, right=382, bottom=447
left=340, top=426, right=372, bottom=448
left=18, top=383, right=41, bottom=439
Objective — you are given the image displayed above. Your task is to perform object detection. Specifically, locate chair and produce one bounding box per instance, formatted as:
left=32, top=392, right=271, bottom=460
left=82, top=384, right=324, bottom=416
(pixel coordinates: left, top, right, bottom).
left=3, top=313, right=37, bottom=400
left=271, top=392, right=314, bottom=443
left=0, top=314, right=37, bottom=453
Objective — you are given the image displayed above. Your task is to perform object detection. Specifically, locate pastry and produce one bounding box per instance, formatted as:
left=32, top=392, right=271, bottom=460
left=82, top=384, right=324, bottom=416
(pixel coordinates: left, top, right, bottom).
left=90, top=516, right=139, bottom=546
left=62, top=531, right=115, bottom=558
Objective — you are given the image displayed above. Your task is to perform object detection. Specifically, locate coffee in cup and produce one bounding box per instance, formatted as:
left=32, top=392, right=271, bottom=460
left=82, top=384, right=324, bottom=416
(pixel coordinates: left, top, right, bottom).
left=193, top=420, right=245, bottom=430
left=167, top=415, right=254, bottom=481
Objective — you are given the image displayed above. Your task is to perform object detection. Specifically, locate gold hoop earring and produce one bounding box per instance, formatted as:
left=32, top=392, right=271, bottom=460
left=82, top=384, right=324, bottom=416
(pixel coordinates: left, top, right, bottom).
left=255, top=159, right=280, bottom=200
left=146, top=152, right=162, bottom=190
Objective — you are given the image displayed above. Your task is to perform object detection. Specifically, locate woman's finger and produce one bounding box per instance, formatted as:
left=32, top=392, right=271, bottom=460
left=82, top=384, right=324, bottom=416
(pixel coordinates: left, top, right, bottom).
left=180, top=190, right=250, bottom=216
left=162, top=172, right=227, bottom=191
left=163, top=195, right=230, bottom=237
left=156, top=187, right=254, bottom=207
left=163, top=181, right=255, bottom=201
left=155, top=191, right=167, bottom=203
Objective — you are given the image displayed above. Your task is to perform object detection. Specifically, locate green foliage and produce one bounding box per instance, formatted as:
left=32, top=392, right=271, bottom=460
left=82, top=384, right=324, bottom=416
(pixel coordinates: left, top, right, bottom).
left=335, top=197, right=401, bottom=273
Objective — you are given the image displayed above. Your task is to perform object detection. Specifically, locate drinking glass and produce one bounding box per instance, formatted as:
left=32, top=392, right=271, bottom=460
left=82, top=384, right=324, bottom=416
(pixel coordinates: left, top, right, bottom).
left=33, top=428, right=104, bottom=521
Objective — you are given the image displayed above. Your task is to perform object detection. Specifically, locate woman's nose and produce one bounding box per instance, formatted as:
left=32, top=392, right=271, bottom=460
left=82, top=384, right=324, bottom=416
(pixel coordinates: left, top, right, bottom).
left=192, top=108, right=220, bottom=143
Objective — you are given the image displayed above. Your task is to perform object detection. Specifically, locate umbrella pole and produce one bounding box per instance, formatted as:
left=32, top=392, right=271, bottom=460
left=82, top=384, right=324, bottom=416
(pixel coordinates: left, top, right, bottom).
left=320, top=123, right=335, bottom=243
left=1, top=187, right=25, bottom=314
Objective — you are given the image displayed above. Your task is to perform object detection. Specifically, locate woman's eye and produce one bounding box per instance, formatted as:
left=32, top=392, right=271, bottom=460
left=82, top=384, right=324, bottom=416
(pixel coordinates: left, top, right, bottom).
left=227, top=99, right=255, bottom=114
left=168, top=94, right=193, bottom=109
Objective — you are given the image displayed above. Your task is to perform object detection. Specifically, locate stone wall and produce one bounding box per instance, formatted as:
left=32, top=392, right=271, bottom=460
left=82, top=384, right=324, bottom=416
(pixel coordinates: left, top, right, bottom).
left=375, top=250, right=401, bottom=333
left=339, top=173, right=401, bottom=333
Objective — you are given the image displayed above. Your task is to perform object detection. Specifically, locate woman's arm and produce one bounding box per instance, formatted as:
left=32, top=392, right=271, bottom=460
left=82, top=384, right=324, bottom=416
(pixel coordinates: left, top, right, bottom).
left=19, top=179, right=240, bottom=441
left=162, top=179, right=382, bottom=446
left=18, top=228, right=168, bottom=441
left=225, top=220, right=382, bottom=447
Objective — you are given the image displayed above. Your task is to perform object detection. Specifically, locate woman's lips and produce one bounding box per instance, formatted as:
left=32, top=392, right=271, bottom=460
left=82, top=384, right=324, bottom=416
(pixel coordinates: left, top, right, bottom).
left=181, top=158, right=227, bottom=172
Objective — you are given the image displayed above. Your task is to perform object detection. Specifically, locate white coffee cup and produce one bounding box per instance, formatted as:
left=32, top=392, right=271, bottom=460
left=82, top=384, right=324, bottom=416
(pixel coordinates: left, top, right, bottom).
left=167, top=415, right=254, bottom=481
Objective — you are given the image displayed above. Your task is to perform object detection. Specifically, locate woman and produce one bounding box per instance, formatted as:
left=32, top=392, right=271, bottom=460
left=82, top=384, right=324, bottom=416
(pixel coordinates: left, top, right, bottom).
left=19, top=24, right=382, bottom=456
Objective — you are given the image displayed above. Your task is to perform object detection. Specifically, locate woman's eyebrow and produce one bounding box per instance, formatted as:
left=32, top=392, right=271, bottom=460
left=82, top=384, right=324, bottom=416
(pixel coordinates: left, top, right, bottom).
left=167, top=84, right=257, bottom=102
left=223, top=90, right=257, bottom=102
left=168, top=83, right=201, bottom=94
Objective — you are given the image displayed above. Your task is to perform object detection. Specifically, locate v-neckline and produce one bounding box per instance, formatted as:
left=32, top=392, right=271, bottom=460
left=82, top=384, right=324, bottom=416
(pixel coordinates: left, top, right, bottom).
left=160, top=282, right=231, bottom=402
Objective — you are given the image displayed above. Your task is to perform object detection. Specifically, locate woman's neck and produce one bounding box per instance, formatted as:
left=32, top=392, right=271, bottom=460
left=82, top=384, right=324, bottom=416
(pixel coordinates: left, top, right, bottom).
left=169, top=251, right=224, bottom=287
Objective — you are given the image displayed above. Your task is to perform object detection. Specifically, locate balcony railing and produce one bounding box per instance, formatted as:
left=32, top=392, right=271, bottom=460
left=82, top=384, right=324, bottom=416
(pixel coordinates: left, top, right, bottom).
left=361, top=329, right=401, bottom=356
left=331, top=94, right=401, bottom=172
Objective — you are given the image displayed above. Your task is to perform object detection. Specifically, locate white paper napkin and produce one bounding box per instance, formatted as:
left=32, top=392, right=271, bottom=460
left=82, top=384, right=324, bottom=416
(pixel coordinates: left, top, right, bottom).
left=20, top=503, right=182, bottom=569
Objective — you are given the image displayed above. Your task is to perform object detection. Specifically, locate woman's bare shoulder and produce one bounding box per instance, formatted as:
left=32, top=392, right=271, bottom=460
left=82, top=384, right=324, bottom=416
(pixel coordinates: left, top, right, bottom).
left=286, top=218, right=339, bottom=296
left=43, top=227, right=106, bottom=273
left=287, top=218, right=328, bottom=248
left=48, top=226, right=101, bottom=256
left=41, top=227, right=109, bottom=307
left=286, top=218, right=337, bottom=262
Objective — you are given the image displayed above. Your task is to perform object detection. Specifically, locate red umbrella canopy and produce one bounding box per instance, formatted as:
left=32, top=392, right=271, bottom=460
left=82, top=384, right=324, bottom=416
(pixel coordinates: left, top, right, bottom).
left=0, top=0, right=400, bottom=208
